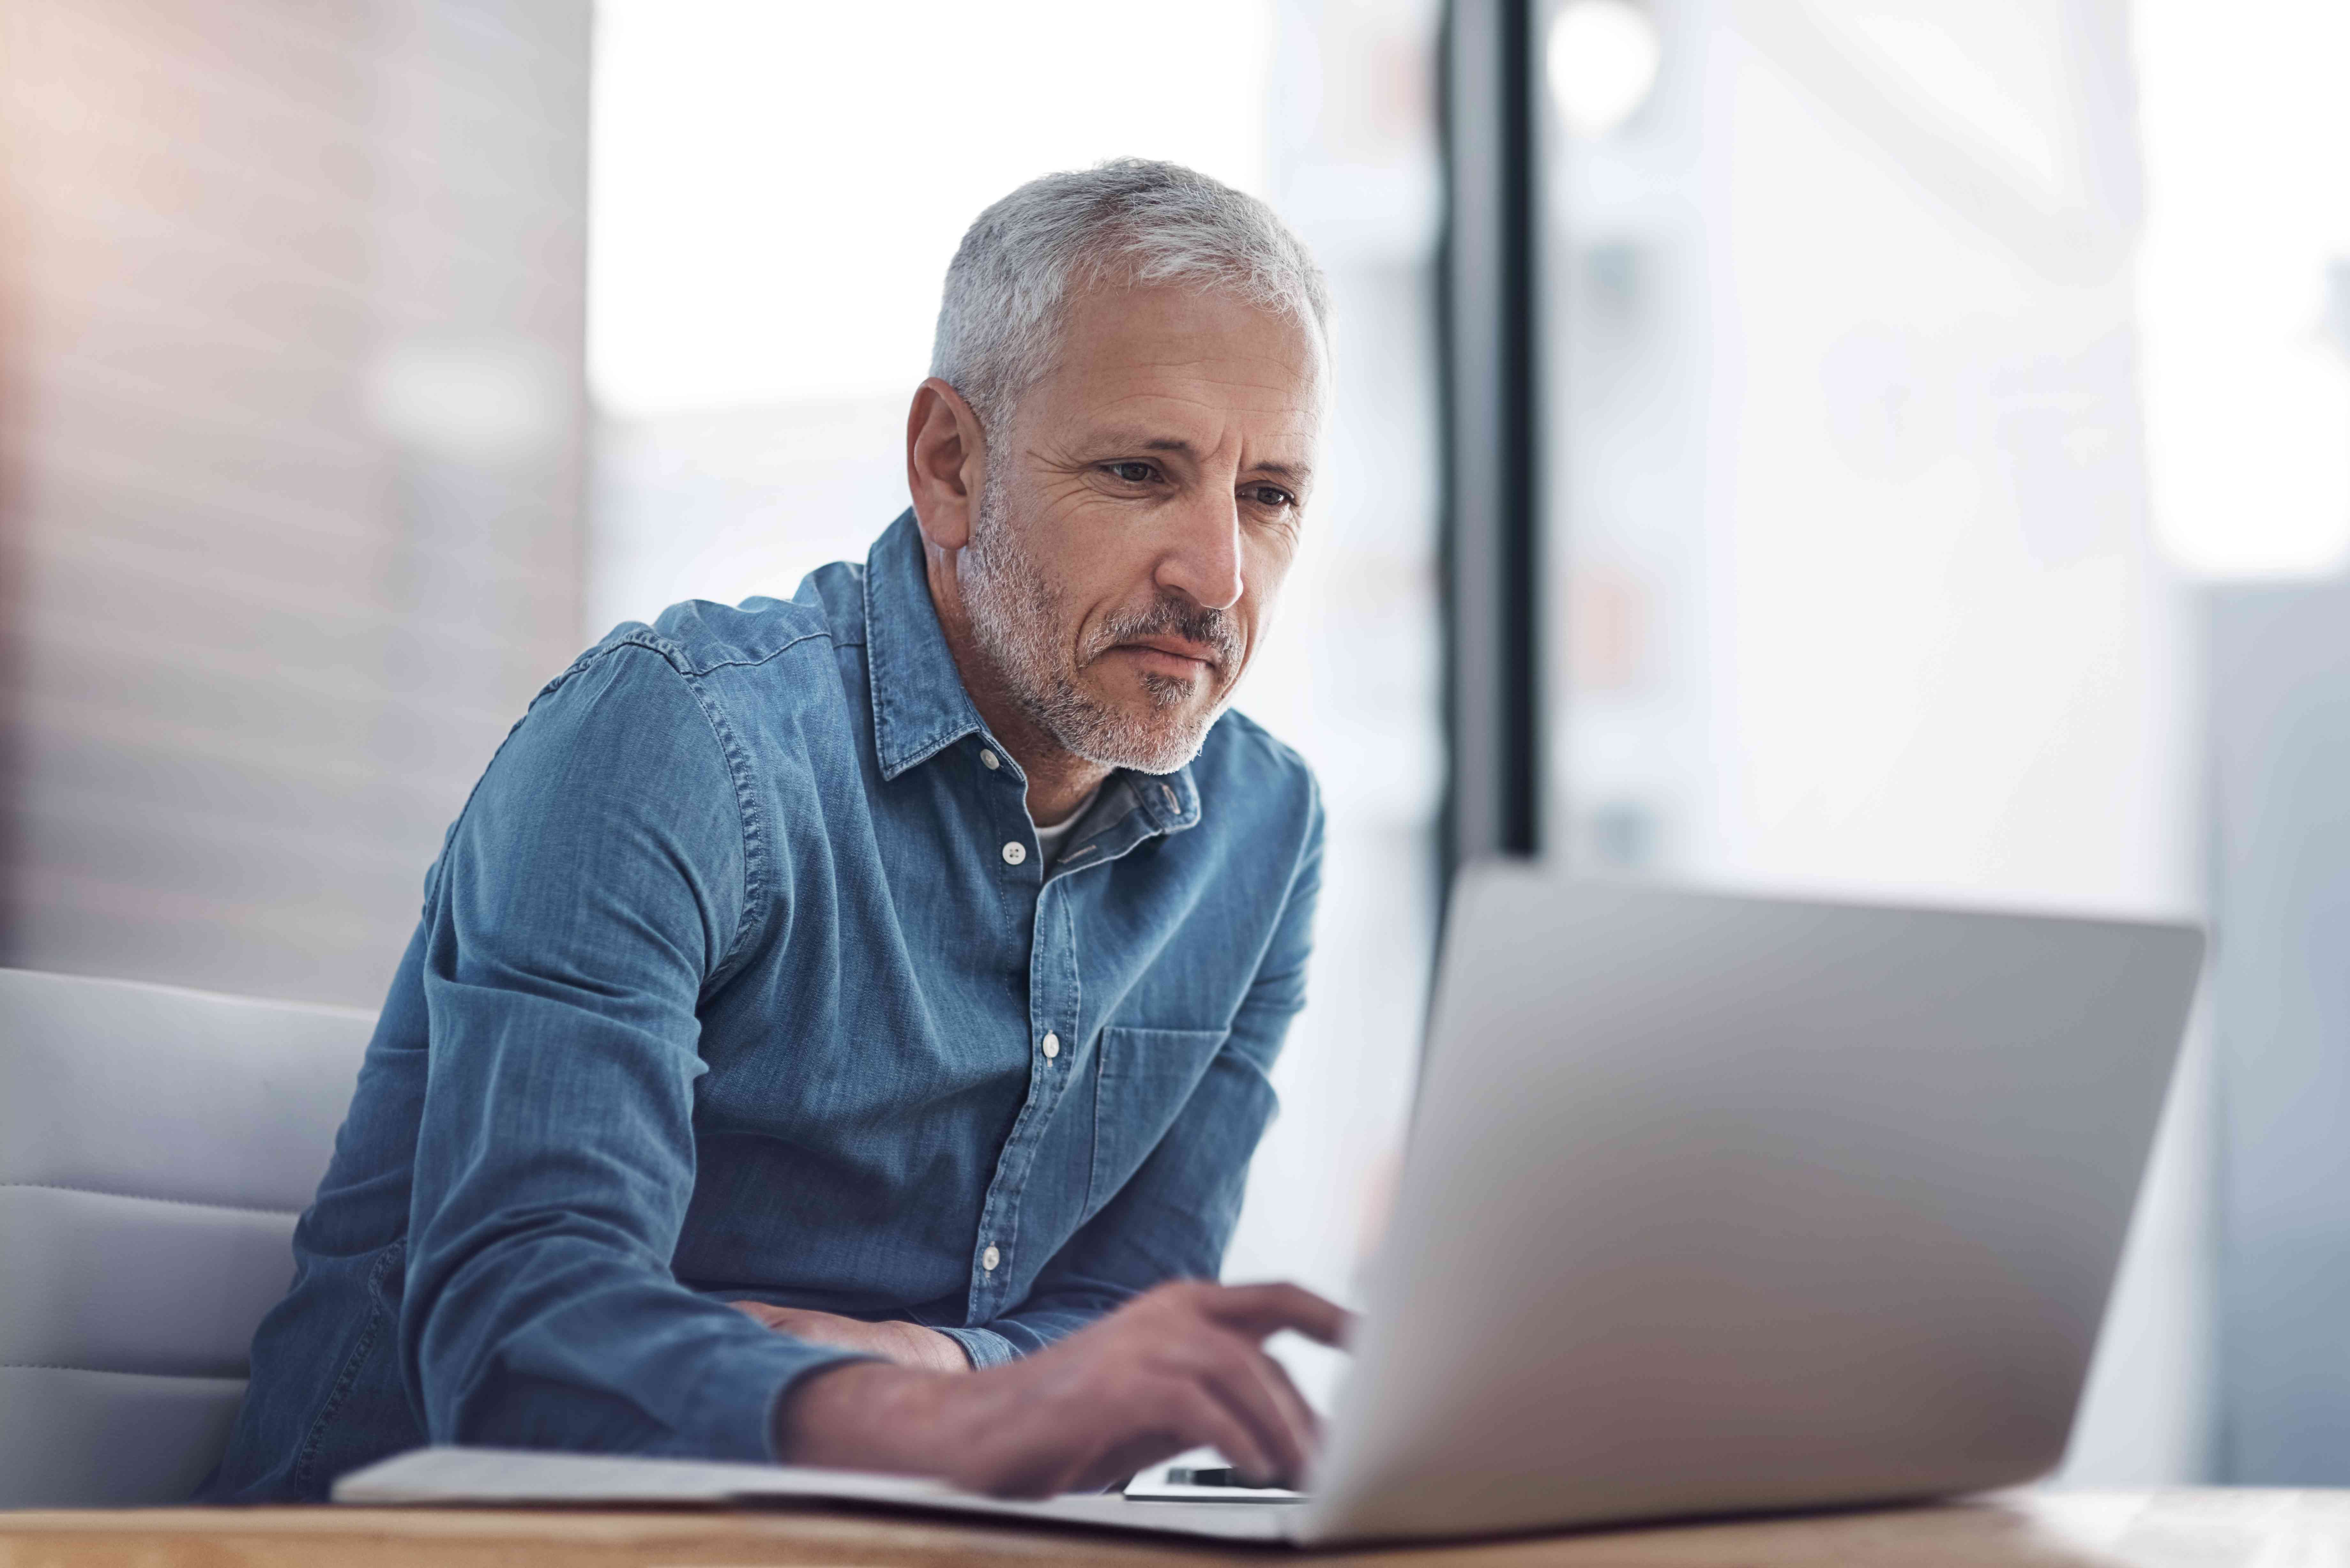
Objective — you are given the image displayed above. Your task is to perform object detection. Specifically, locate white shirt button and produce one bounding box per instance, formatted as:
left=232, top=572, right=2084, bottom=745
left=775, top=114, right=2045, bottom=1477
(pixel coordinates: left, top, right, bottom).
left=1001, top=840, right=1027, bottom=866
left=980, top=749, right=1000, bottom=770
left=982, top=1245, right=1000, bottom=1272
left=1042, top=1032, right=1060, bottom=1059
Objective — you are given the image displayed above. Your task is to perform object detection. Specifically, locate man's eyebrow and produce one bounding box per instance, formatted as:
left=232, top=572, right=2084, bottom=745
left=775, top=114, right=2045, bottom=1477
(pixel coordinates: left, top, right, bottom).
left=1114, top=434, right=1314, bottom=486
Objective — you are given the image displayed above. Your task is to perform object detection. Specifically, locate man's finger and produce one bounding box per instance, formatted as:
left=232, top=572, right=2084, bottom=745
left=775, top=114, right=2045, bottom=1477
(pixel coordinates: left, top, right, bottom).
left=1188, top=1332, right=1315, bottom=1484
left=1196, top=1281, right=1353, bottom=1346
left=1071, top=1429, right=1201, bottom=1497
left=1155, top=1377, right=1280, bottom=1487
left=1249, top=1338, right=1322, bottom=1451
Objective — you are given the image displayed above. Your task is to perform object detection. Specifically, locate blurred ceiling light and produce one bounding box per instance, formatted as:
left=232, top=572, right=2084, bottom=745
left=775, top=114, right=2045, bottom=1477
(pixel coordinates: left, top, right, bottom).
left=2138, top=0, right=2350, bottom=581
left=1547, top=0, right=1662, bottom=139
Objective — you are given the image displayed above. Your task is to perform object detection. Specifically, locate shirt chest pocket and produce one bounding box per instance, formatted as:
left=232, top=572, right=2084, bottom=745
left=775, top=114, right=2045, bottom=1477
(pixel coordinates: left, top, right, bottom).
left=1083, top=1025, right=1230, bottom=1222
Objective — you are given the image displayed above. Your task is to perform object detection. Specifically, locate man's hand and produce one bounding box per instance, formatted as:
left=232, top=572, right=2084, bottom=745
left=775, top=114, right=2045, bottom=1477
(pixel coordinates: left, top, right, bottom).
left=773, top=1280, right=1351, bottom=1498
left=728, top=1301, right=971, bottom=1375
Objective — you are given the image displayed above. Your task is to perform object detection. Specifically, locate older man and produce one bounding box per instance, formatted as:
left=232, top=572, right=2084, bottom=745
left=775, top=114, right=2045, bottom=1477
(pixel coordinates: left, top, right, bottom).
left=206, top=160, right=1342, bottom=1504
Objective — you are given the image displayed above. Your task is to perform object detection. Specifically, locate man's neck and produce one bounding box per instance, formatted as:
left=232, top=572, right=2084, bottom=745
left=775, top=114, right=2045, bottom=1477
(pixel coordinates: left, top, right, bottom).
left=1006, top=727, right=1111, bottom=829
left=922, top=544, right=1112, bottom=828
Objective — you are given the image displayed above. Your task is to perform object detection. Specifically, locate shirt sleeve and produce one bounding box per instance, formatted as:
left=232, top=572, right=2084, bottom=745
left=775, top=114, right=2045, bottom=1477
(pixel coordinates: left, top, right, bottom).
left=944, top=779, right=1328, bottom=1368
left=399, top=641, right=866, bottom=1458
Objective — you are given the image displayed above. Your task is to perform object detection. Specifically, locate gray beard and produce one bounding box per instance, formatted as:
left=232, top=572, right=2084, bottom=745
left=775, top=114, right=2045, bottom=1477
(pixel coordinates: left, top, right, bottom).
left=959, top=466, right=1227, bottom=776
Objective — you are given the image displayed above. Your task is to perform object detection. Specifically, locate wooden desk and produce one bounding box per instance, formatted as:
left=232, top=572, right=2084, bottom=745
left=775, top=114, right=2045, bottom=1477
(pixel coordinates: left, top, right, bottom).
left=2, top=1490, right=2344, bottom=1568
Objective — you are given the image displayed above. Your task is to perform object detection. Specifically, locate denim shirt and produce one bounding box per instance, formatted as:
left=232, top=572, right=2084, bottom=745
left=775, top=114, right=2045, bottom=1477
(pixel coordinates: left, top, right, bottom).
left=204, top=511, right=1323, bottom=1502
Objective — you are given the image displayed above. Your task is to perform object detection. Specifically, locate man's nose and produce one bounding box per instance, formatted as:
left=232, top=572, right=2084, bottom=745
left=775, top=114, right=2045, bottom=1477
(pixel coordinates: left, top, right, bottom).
left=1154, top=491, right=1245, bottom=612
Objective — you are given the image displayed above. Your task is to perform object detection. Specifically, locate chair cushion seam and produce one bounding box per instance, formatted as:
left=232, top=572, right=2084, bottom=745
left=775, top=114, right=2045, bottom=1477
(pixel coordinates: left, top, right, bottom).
left=0, top=1361, right=246, bottom=1379
left=0, top=1180, right=299, bottom=1217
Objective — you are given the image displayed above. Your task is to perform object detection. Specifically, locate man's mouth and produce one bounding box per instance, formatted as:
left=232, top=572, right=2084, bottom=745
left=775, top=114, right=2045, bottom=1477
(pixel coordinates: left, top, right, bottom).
left=1117, top=634, right=1220, bottom=671
left=1111, top=638, right=1220, bottom=685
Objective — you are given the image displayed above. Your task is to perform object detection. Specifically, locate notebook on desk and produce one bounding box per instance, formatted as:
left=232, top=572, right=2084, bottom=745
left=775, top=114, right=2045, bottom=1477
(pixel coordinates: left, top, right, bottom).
left=336, top=873, right=2204, bottom=1548
left=337, top=1446, right=1302, bottom=1543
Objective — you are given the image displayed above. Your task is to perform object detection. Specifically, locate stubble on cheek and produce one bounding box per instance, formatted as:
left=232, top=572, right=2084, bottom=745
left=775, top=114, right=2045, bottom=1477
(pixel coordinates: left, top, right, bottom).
left=966, top=477, right=1247, bottom=772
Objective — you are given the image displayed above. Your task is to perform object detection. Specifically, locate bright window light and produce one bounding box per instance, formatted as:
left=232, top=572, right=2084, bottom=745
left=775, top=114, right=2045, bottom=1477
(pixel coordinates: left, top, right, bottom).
left=1850, top=13, right=2060, bottom=193
left=2137, top=0, right=2350, bottom=581
left=1546, top=0, right=1662, bottom=139
left=589, top=1, right=1274, bottom=419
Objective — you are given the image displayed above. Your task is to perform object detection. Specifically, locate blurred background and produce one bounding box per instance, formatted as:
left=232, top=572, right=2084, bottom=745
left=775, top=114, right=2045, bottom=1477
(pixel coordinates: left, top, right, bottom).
left=1, top=0, right=2343, bottom=1485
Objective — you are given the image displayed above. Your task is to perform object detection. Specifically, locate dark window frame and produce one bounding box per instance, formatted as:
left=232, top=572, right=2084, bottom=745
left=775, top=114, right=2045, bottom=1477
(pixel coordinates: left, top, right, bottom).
left=1438, top=0, right=1545, bottom=893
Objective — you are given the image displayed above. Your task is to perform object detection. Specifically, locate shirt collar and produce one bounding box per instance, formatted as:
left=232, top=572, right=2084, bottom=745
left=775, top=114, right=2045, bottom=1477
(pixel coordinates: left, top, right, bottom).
left=1121, top=769, right=1202, bottom=834
left=864, top=510, right=986, bottom=781
left=860, top=509, right=1203, bottom=837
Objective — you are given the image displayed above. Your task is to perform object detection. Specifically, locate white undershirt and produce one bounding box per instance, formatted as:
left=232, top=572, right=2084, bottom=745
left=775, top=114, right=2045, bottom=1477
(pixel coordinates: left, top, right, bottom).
left=1032, top=785, right=1102, bottom=866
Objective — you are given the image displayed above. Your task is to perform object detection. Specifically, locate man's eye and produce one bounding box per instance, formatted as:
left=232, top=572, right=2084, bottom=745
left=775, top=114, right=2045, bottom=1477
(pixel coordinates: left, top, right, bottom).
left=1247, top=484, right=1297, bottom=509
left=1106, top=461, right=1157, bottom=484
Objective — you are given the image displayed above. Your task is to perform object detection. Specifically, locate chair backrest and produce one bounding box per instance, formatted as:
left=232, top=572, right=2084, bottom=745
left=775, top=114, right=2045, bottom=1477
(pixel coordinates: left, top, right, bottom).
left=0, top=967, right=374, bottom=1507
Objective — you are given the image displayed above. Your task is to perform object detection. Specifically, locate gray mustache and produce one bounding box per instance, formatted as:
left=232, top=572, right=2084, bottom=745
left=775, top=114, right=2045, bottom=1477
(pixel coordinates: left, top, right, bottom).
left=1097, top=598, right=1244, bottom=668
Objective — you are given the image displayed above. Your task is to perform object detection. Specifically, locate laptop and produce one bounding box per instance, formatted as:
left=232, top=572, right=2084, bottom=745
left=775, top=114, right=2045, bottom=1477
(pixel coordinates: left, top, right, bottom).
left=335, top=869, right=2206, bottom=1547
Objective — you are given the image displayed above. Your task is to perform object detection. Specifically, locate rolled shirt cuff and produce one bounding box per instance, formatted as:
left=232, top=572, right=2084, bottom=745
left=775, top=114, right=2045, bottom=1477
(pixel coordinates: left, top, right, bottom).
left=932, top=1324, right=1020, bottom=1370
left=737, top=1343, right=878, bottom=1464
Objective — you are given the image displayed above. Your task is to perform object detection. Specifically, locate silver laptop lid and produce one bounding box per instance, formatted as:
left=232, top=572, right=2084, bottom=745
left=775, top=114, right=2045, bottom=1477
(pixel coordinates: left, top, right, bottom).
left=1302, top=870, right=2203, bottom=1545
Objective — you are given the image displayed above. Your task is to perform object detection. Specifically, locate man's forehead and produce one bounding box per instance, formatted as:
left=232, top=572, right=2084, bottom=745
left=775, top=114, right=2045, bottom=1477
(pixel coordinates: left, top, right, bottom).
left=1032, top=284, right=1326, bottom=450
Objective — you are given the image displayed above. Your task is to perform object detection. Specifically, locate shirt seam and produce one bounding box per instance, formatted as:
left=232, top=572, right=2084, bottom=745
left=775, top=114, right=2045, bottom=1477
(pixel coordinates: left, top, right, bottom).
left=666, top=629, right=838, bottom=678
left=292, top=1238, right=402, bottom=1488
left=671, top=668, right=772, bottom=994
left=567, top=635, right=789, bottom=991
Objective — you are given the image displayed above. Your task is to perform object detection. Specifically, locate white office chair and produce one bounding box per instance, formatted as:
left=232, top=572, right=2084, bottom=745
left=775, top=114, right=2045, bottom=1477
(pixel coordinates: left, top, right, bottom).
left=0, top=967, right=374, bottom=1507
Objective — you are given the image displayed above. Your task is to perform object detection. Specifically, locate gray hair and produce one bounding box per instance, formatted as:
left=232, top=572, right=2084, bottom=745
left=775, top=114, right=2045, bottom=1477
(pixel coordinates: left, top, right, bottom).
left=931, top=158, right=1330, bottom=436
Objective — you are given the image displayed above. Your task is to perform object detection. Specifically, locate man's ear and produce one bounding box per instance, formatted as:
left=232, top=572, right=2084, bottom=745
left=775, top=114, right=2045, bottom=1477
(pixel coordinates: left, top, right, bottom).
left=906, top=377, right=988, bottom=551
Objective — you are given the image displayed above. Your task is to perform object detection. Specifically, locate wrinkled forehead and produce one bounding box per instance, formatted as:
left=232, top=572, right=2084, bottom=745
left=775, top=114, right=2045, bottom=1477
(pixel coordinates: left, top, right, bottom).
left=1015, top=281, right=1328, bottom=453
